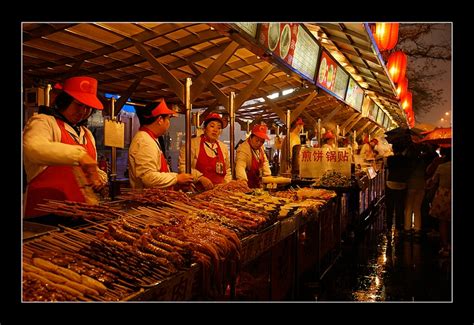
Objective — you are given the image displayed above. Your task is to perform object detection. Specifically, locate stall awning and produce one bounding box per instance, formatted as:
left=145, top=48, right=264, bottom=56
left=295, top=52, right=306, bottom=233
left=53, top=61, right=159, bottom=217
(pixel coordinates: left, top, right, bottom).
left=305, top=23, right=406, bottom=127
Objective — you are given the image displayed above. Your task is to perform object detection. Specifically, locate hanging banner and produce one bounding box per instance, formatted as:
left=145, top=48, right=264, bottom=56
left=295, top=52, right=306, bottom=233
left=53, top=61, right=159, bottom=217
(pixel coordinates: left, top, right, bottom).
left=299, top=147, right=351, bottom=179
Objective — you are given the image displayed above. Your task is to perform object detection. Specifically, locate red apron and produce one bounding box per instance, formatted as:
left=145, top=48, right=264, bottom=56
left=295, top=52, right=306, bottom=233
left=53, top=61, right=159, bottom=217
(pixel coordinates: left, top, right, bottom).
left=247, top=142, right=264, bottom=188
left=139, top=127, right=170, bottom=172
left=24, top=119, right=96, bottom=218
left=195, top=136, right=226, bottom=185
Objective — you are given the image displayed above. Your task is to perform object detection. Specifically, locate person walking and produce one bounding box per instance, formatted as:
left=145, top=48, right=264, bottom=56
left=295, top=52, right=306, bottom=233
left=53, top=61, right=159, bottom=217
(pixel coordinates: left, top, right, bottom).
left=385, top=143, right=410, bottom=233
left=428, top=147, right=451, bottom=256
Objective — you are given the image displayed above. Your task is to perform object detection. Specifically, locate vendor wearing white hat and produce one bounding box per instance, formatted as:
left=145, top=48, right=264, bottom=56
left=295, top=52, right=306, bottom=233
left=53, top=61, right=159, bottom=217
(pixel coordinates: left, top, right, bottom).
left=235, top=124, right=272, bottom=188
left=23, top=76, right=107, bottom=218
left=128, top=99, right=193, bottom=189
left=178, top=112, right=232, bottom=190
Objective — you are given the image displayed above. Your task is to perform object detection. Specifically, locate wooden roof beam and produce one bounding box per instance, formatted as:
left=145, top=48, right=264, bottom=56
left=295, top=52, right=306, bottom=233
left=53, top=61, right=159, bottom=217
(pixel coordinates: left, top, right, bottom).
left=190, top=41, right=240, bottom=103
left=135, top=42, right=184, bottom=103
left=356, top=120, right=372, bottom=135
left=290, top=90, right=318, bottom=124
left=235, top=64, right=274, bottom=109
left=321, top=104, right=343, bottom=125
left=340, top=112, right=360, bottom=132
left=114, top=77, right=143, bottom=115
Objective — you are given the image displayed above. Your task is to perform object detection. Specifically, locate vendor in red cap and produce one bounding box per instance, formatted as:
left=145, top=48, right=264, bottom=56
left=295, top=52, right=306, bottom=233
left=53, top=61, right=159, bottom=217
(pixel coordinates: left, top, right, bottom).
left=359, top=135, right=378, bottom=159
left=23, top=76, right=107, bottom=218
left=235, top=124, right=272, bottom=188
left=280, top=117, right=305, bottom=174
left=128, top=99, right=193, bottom=189
left=178, top=112, right=231, bottom=190
left=322, top=130, right=336, bottom=149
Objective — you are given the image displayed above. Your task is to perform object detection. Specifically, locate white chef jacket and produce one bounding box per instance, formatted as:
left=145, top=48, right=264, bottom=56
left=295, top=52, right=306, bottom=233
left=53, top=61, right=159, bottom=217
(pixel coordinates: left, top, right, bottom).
left=178, top=136, right=232, bottom=183
left=23, top=114, right=107, bottom=183
left=235, top=140, right=271, bottom=181
left=128, top=130, right=178, bottom=189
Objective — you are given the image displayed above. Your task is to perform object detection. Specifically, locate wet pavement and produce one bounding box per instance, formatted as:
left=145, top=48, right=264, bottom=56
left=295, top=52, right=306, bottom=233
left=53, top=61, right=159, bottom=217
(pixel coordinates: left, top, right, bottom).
left=307, top=219, right=452, bottom=302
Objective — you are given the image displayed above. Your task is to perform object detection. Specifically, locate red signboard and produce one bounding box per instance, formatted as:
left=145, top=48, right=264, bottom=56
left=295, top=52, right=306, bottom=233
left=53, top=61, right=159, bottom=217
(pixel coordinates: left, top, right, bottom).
left=259, top=23, right=298, bottom=65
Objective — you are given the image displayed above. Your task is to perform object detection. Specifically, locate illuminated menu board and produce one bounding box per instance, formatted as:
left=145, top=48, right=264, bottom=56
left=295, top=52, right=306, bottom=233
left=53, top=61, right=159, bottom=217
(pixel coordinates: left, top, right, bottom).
left=384, top=115, right=391, bottom=129
left=259, top=23, right=319, bottom=80
left=292, top=25, right=320, bottom=80
left=317, top=51, right=338, bottom=93
left=333, top=66, right=349, bottom=100
left=376, top=107, right=384, bottom=125
left=367, top=99, right=377, bottom=121
left=234, top=23, right=258, bottom=38
left=345, top=78, right=364, bottom=111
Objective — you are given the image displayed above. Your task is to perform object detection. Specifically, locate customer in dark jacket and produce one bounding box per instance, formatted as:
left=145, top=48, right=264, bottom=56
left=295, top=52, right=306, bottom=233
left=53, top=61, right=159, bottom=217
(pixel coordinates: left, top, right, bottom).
left=385, top=143, right=411, bottom=232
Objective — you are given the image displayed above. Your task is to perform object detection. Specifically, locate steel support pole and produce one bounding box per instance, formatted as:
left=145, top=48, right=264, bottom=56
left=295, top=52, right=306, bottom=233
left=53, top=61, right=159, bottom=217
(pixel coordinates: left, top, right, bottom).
left=286, top=109, right=291, bottom=170
left=185, top=78, right=192, bottom=174
left=229, top=92, right=235, bottom=179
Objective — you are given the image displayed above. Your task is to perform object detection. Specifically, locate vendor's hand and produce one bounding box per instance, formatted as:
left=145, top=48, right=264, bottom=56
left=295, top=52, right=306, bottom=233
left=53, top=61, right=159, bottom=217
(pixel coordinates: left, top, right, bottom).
left=177, top=173, right=194, bottom=185
left=91, top=181, right=106, bottom=192
left=198, top=176, right=214, bottom=190
left=79, top=154, right=101, bottom=187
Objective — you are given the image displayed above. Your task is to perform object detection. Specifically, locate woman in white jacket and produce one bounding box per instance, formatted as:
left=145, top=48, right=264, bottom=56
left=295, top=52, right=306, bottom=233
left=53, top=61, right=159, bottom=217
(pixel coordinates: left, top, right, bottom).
left=128, top=100, right=193, bottom=190
left=179, top=113, right=232, bottom=190
left=235, top=124, right=271, bottom=188
left=23, top=76, right=107, bottom=218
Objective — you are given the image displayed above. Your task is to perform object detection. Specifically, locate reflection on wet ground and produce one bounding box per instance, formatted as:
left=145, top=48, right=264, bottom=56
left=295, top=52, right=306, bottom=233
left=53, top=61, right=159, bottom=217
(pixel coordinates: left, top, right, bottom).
left=309, top=223, right=452, bottom=302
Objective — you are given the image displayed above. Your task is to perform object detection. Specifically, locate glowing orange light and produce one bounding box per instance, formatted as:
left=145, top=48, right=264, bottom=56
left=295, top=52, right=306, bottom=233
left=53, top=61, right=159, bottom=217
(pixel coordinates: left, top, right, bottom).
left=374, top=23, right=399, bottom=51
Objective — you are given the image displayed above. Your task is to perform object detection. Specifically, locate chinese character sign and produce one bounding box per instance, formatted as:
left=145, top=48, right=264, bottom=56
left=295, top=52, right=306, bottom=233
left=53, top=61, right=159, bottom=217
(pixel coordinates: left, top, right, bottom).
left=299, top=147, right=351, bottom=179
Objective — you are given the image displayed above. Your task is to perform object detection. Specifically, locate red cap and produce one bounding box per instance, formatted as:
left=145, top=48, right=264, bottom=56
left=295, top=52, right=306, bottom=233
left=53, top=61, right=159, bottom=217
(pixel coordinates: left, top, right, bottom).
left=56, top=76, right=104, bottom=110
left=296, top=117, right=304, bottom=126
left=251, top=124, right=270, bottom=140
left=144, top=99, right=177, bottom=118
left=203, top=112, right=228, bottom=128
left=323, top=130, right=335, bottom=139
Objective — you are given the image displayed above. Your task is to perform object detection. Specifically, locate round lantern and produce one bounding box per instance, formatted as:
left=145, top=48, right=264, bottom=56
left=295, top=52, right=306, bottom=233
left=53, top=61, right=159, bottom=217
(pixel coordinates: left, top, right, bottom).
left=401, top=91, right=412, bottom=111
left=387, top=51, right=407, bottom=84
left=374, top=23, right=399, bottom=51
left=396, top=77, right=408, bottom=99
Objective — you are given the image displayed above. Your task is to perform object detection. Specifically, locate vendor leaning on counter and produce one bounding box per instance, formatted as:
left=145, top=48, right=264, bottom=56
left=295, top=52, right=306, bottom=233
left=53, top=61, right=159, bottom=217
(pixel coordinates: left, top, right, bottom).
left=23, top=76, right=108, bottom=218
left=128, top=99, right=194, bottom=190
left=359, top=136, right=378, bottom=159
left=178, top=112, right=232, bottom=191
left=279, top=117, right=305, bottom=174
left=235, top=124, right=272, bottom=188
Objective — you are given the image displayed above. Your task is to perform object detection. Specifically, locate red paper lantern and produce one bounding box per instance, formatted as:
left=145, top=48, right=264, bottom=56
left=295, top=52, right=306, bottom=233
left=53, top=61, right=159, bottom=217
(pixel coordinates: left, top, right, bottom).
left=387, top=51, right=407, bottom=84
left=396, top=77, right=408, bottom=99
left=374, top=23, right=399, bottom=51
left=401, top=91, right=412, bottom=111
